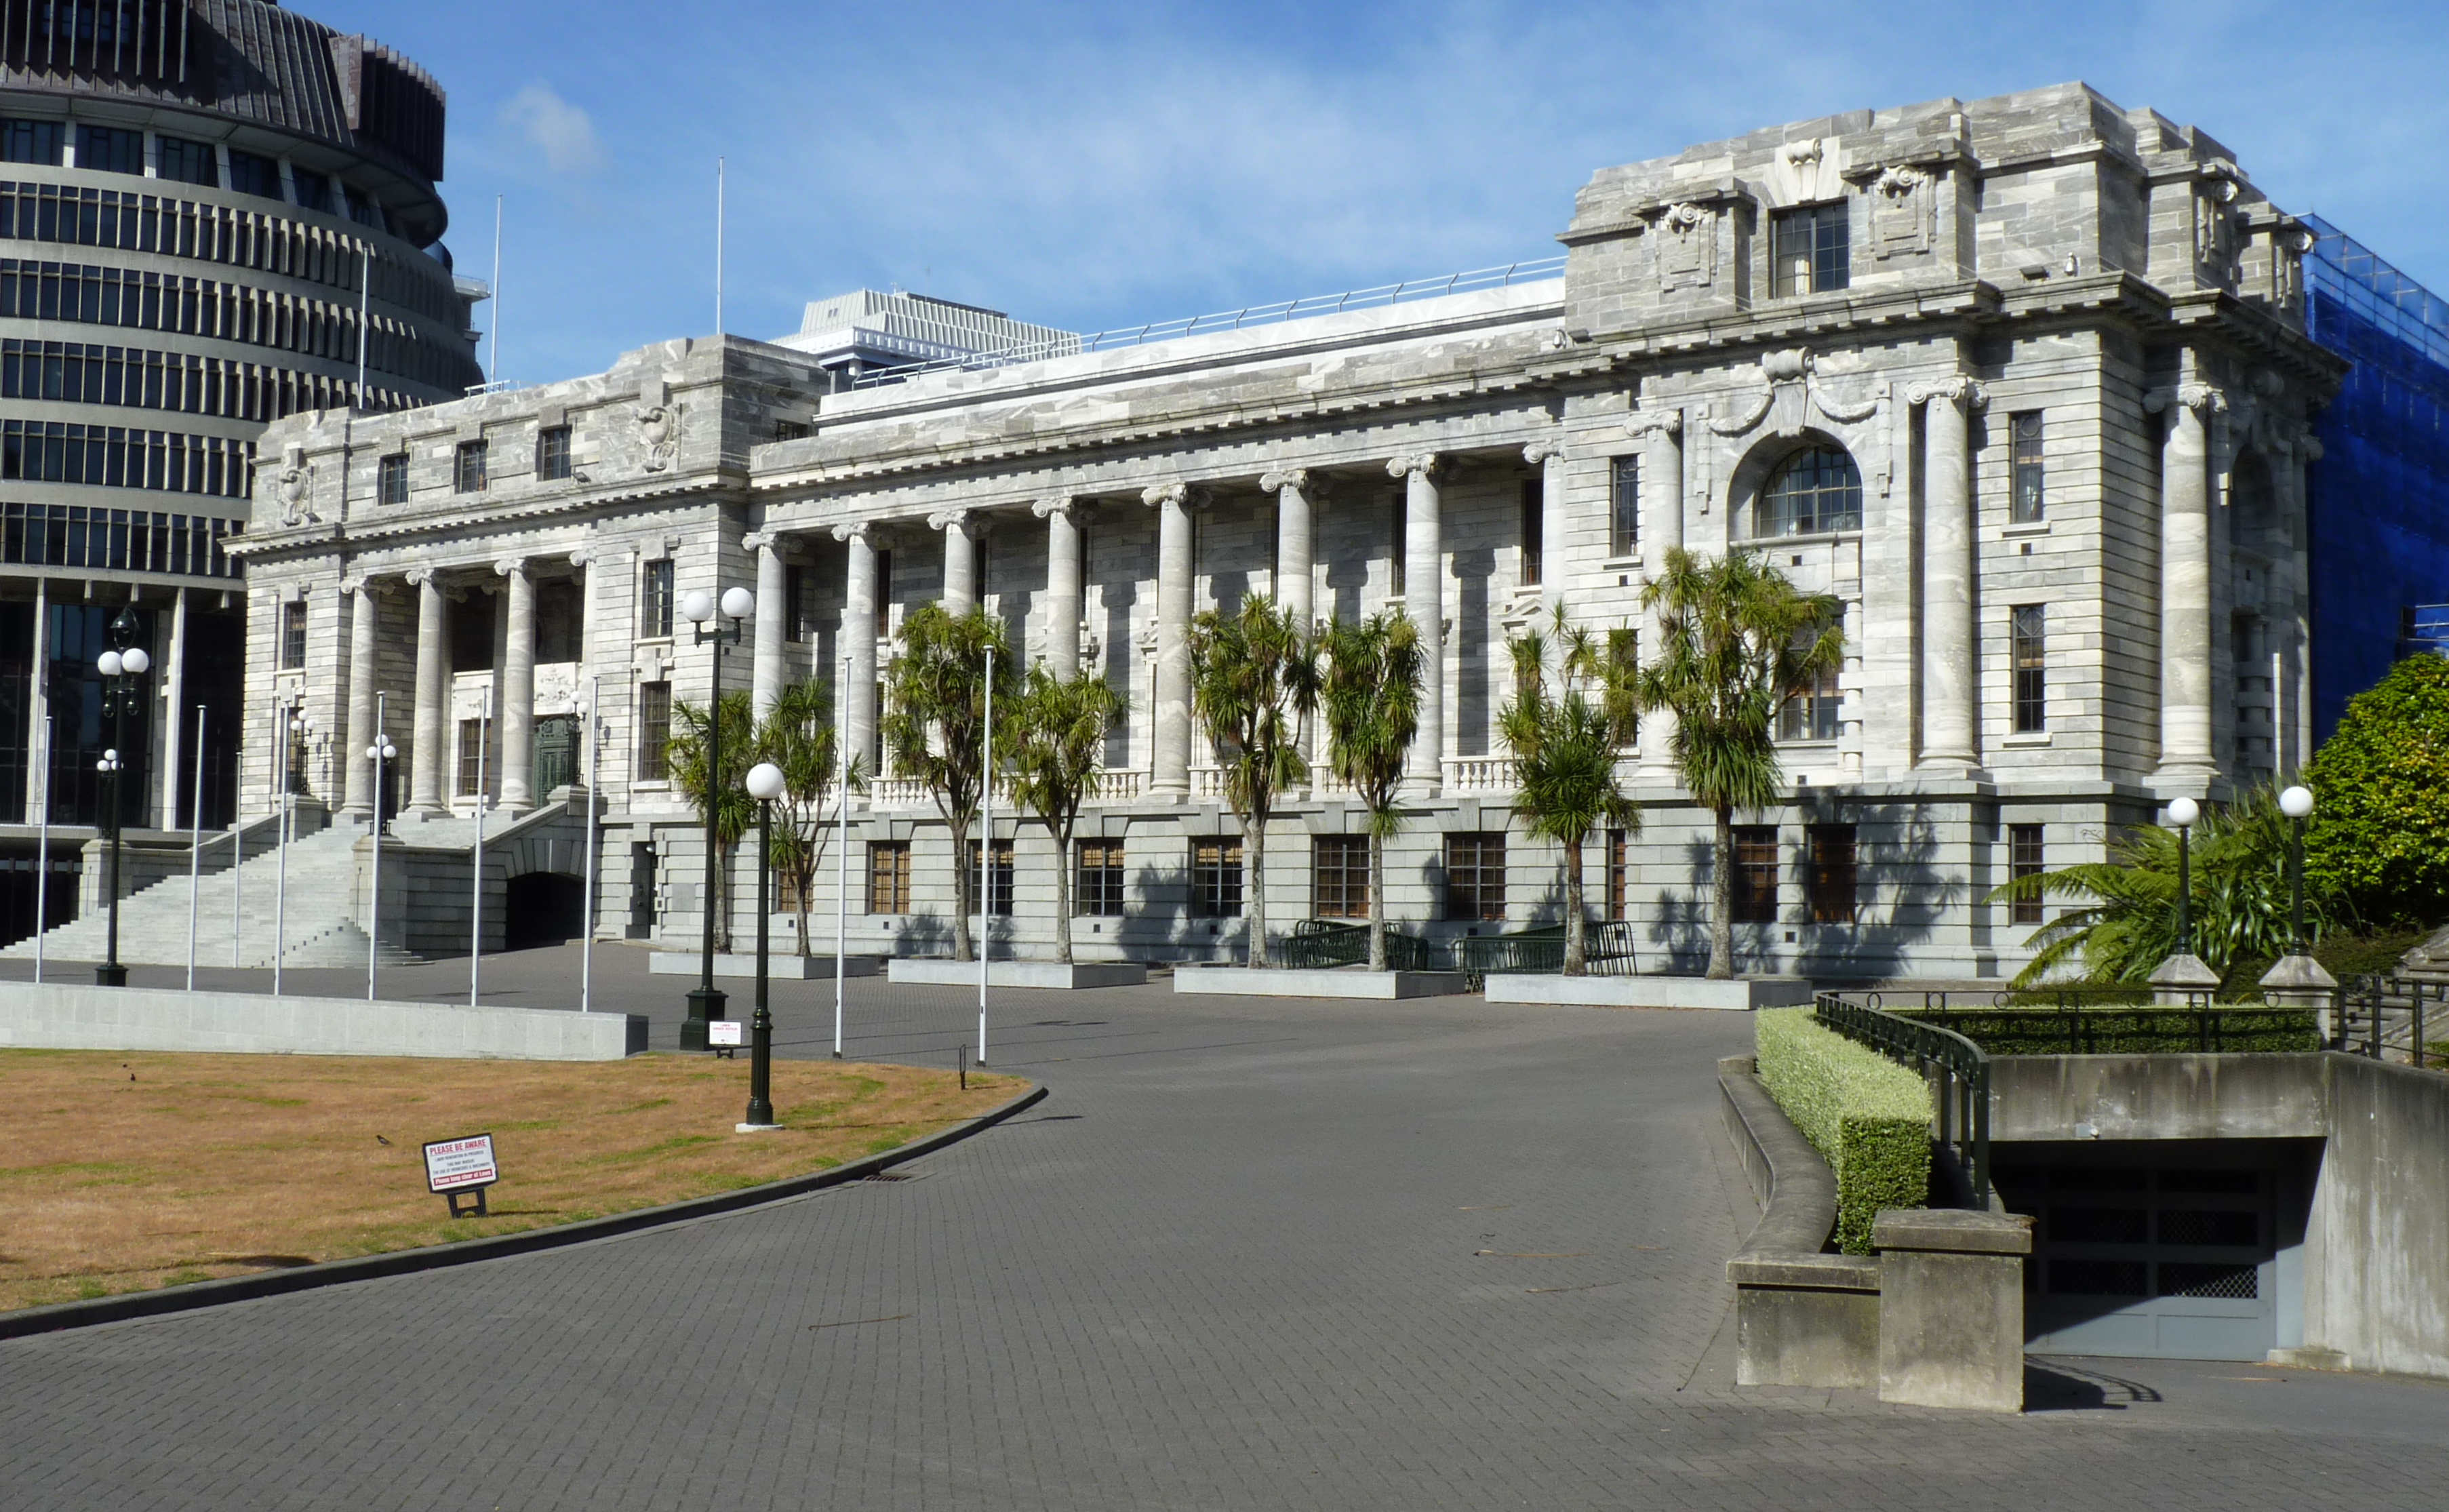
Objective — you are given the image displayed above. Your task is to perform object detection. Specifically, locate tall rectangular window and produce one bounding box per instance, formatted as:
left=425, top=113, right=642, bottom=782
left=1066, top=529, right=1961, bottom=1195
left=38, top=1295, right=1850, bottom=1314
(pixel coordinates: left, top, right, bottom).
left=635, top=680, right=672, bottom=780
left=456, top=718, right=487, bottom=797
left=2012, top=605, right=2047, bottom=733
left=1608, top=828, right=1631, bottom=920
left=277, top=600, right=306, bottom=670
left=1191, top=837, right=1244, bottom=917
left=1077, top=841, right=1126, bottom=917
left=1517, top=479, right=1542, bottom=587
left=1771, top=201, right=1850, bottom=297
left=1732, top=826, right=1779, bottom=923
left=225, top=149, right=279, bottom=199
left=0, top=119, right=63, bottom=165
left=155, top=136, right=218, bottom=188
left=450, top=592, right=496, bottom=673
left=2011, top=411, right=2046, bottom=523
left=76, top=125, right=141, bottom=175
left=964, top=839, right=1015, bottom=917
left=2009, top=823, right=2046, bottom=926
left=536, top=426, right=572, bottom=481
left=1610, top=454, right=1641, bottom=557
left=536, top=579, right=581, bottom=662
left=786, top=565, right=811, bottom=639
left=377, top=452, right=407, bottom=505
left=453, top=439, right=487, bottom=493
left=1313, top=835, right=1369, bottom=919
left=1778, top=654, right=1842, bottom=741
left=641, top=559, right=675, bottom=637
left=1389, top=492, right=1406, bottom=595
left=290, top=167, right=333, bottom=214
left=868, top=841, right=911, bottom=913
left=1808, top=825, right=1857, bottom=924
left=1444, top=833, right=1507, bottom=922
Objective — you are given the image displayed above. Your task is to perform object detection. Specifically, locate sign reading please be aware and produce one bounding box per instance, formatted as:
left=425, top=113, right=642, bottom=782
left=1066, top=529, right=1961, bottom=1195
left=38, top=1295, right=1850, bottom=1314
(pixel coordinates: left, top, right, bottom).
left=422, top=1133, right=498, bottom=1194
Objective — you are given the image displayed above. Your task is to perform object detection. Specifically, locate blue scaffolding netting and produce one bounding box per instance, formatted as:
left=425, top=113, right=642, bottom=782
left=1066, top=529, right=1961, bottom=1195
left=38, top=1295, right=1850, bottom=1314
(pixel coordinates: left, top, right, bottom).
left=2302, top=214, right=2449, bottom=738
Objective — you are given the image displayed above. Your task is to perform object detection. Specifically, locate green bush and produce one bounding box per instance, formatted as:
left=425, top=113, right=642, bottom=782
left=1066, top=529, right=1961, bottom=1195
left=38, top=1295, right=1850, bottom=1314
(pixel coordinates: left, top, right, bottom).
left=1898, top=1007, right=2319, bottom=1056
left=2306, top=656, right=2449, bottom=926
left=1754, top=1008, right=1932, bottom=1255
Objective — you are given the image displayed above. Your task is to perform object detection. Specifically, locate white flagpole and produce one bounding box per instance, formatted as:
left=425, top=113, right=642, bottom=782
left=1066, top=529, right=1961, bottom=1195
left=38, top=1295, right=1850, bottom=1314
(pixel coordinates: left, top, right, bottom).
left=714, top=157, right=725, bottom=334
left=470, top=688, right=489, bottom=1008
left=273, top=702, right=290, bottom=997
left=33, top=715, right=49, bottom=984
left=978, top=641, right=991, bottom=1065
left=187, top=705, right=205, bottom=990
left=582, top=675, right=599, bottom=1013
left=367, top=692, right=386, bottom=1001
left=835, top=651, right=848, bottom=1059
left=487, top=196, right=502, bottom=388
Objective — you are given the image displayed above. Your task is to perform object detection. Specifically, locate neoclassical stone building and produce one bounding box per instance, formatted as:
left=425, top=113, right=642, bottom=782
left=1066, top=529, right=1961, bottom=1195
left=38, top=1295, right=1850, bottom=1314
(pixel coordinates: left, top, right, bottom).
left=225, top=83, right=2340, bottom=979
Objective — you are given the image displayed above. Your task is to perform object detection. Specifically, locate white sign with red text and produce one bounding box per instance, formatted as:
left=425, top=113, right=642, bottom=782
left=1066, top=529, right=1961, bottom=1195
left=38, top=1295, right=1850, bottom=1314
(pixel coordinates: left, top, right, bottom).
left=709, top=1019, right=743, bottom=1048
left=422, top=1132, right=498, bottom=1193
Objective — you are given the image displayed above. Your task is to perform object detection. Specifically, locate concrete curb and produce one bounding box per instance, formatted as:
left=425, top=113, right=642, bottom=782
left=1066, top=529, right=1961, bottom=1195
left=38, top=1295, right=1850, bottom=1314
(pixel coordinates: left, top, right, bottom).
left=0, top=1080, right=1050, bottom=1341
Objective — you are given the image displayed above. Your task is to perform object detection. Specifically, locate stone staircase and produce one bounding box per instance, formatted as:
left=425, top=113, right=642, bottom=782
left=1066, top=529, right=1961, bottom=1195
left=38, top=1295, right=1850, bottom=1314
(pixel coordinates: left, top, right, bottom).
left=5, top=818, right=423, bottom=971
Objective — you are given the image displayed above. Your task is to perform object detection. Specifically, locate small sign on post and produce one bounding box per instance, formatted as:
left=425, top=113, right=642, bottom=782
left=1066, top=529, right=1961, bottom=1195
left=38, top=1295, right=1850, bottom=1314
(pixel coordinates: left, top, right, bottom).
left=423, top=1132, right=498, bottom=1219
left=709, top=1017, right=743, bottom=1059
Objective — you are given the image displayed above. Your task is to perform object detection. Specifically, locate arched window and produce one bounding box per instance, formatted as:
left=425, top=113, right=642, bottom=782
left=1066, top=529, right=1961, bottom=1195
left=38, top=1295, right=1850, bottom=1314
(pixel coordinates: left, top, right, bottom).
left=1757, top=445, right=1863, bottom=537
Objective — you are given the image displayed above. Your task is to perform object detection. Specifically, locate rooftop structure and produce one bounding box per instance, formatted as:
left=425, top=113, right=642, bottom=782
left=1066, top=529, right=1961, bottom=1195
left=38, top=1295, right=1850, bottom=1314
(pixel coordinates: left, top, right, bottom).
left=771, top=290, right=1076, bottom=384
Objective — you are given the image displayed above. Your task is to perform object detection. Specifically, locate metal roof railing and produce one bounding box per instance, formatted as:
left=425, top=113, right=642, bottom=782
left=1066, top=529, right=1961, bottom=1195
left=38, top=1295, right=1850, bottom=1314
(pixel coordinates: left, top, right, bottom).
left=850, top=255, right=1567, bottom=390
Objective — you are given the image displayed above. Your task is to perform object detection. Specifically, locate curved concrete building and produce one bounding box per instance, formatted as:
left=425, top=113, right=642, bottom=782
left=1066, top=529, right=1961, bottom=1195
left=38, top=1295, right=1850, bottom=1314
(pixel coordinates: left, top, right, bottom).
left=0, top=1, right=479, bottom=941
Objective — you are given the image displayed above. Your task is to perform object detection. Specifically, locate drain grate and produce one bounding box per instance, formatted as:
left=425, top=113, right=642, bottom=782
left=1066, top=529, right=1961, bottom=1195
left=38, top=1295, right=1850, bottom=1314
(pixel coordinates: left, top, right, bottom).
left=862, top=1171, right=919, bottom=1183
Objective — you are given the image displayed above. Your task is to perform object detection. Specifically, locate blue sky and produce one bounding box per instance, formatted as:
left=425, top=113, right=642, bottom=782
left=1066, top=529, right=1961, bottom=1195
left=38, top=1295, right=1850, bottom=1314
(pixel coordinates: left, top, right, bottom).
left=306, top=0, right=2449, bottom=386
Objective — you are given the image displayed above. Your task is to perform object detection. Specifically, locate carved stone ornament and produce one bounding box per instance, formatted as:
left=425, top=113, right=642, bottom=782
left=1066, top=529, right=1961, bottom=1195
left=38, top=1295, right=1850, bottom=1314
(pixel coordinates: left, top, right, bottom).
left=1782, top=137, right=1824, bottom=169
left=275, top=442, right=315, bottom=526
left=1624, top=407, right=1684, bottom=441
left=637, top=403, right=678, bottom=472
left=494, top=557, right=528, bottom=579
left=1871, top=164, right=1934, bottom=258
left=1656, top=201, right=1715, bottom=291
left=1519, top=441, right=1561, bottom=468
left=1905, top=374, right=1988, bottom=412
left=1386, top=453, right=1443, bottom=481
left=925, top=507, right=972, bottom=533
left=831, top=519, right=875, bottom=545
left=1140, top=481, right=1211, bottom=511
left=2144, top=383, right=2227, bottom=420
left=404, top=565, right=437, bottom=589
left=1258, top=467, right=1317, bottom=495
left=742, top=530, right=782, bottom=554
left=1031, top=494, right=1080, bottom=521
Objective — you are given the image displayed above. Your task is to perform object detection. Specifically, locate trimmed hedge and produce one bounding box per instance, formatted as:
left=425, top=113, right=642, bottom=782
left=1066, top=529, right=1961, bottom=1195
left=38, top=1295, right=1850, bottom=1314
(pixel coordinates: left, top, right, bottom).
left=1900, top=1006, right=2320, bottom=1056
left=1755, top=1008, right=1932, bottom=1255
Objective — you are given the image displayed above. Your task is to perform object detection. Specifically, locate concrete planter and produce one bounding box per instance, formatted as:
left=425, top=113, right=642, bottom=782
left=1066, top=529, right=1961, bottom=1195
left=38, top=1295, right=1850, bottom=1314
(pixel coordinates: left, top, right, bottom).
left=887, top=959, right=1148, bottom=989
left=0, top=980, right=645, bottom=1060
left=648, top=952, right=881, bottom=980
left=1482, top=974, right=1814, bottom=1010
left=1173, top=967, right=1469, bottom=999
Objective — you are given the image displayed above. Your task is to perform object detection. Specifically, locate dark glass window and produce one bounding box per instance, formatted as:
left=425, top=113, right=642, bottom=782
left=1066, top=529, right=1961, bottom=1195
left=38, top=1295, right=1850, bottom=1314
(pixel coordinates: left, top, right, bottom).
left=377, top=453, right=407, bottom=505
left=1759, top=445, right=1862, bottom=536
left=1808, top=825, right=1856, bottom=924
left=343, top=185, right=386, bottom=231
left=1389, top=491, right=1406, bottom=595
left=635, top=681, right=672, bottom=781
left=536, top=579, right=581, bottom=663
left=75, top=125, right=140, bottom=175
left=1191, top=837, right=1243, bottom=917
left=1443, top=833, right=1507, bottom=922
left=155, top=136, right=218, bottom=188
left=2012, top=605, right=2046, bottom=732
left=453, top=439, right=487, bottom=493
left=641, top=559, right=675, bottom=638
left=1779, top=650, right=1841, bottom=740
left=868, top=841, right=911, bottom=913
left=1077, top=841, right=1126, bottom=916
left=1517, top=478, right=1542, bottom=587
left=774, top=418, right=810, bottom=441
left=0, top=119, right=63, bottom=165
left=2009, top=823, right=2045, bottom=926
left=289, top=167, right=333, bottom=214
left=1608, top=828, right=1631, bottom=920
left=450, top=591, right=496, bottom=673
left=225, top=150, right=279, bottom=200
left=277, top=599, right=306, bottom=670
left=456, top=717, right=487, bottom=797
left=1610, top=454, right=1639, bottom=556
left=1732, top=826, right=1779, bottom=923
left=1313, top=835, right=1368, bottom=919
left=536, top=425, right=572, bottom=481
left=1772, top=201, right=1850, bottom=296
left=2012, top=411, right=2046, bottom=523
left=964, top=839, right=1015, bottom=917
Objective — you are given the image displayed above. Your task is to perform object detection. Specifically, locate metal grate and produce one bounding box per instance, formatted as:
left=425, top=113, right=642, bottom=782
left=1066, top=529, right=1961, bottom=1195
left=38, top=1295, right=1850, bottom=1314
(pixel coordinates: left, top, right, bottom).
left=2157, top=1210, right=2259, bottom=1248
left=2159, top=1262, right=2258, bottom=1299
left=2052, top=1259, right=2149, bottom=1296
left=2052, top=1206, right=2148, bottom=1244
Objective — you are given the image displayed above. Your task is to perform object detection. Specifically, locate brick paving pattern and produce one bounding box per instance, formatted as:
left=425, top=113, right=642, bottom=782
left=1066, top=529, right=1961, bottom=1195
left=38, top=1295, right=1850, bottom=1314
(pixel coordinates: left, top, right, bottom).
left=3, top=943, right=2446, bottom=1509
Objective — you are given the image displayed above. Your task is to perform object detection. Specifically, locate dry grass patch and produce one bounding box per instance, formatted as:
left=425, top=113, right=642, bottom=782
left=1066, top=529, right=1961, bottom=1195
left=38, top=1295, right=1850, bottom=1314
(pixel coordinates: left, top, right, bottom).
left=0, top=1050, right=1022, bottom=1313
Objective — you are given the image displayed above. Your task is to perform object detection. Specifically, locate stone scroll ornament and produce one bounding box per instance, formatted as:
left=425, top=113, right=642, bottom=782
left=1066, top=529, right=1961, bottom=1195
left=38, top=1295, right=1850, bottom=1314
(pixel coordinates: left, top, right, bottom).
left=1656, top=201, right=1715, bottom=290
left=275, top=443, right=316, bottom=526
left=1871, top=164, right=1934, bottom=258
left=637, top=402, right=679, bottom=472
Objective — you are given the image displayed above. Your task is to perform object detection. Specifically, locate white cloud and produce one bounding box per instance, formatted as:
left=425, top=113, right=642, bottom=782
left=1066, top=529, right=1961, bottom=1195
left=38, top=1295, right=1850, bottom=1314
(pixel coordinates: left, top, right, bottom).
left=498, top=82, right=608, bottom=178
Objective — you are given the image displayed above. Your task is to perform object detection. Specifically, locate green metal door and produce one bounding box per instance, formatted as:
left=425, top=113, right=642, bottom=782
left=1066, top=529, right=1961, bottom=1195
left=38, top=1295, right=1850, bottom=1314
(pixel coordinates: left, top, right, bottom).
left=534, top=714, right=579, bottom=797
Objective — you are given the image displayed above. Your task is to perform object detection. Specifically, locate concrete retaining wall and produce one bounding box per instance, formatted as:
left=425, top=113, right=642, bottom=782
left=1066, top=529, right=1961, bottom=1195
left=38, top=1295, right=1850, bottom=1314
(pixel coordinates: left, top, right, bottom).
left=1489, top=975, right=1814, bottom=1010
left=1174, top=967, right=1468, bottom=999
left=888, top=960, right=1147, bottom=989
left=0, top=981, right=644, bottom=1060
left=2305, top=1056, right=2449, bottom=1379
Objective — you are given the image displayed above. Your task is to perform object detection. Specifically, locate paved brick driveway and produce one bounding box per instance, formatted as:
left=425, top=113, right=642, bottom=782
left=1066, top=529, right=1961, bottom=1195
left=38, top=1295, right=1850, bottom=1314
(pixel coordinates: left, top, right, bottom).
left=3, top=944, right=2444, bottom=1509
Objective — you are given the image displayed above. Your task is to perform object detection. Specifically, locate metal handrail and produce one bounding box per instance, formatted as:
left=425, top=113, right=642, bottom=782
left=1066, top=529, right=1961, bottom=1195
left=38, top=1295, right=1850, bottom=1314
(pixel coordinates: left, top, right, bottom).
left=1814, top=992, right=1991, bottom=1209
left=1450, top=920, right=1639, bottom=989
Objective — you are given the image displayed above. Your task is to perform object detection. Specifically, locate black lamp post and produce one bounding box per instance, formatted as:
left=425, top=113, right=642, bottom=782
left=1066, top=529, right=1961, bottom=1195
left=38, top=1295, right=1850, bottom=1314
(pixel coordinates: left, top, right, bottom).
left=94, top=608, right=150, bottom=988
left=2167, top=795, right=2199, bottom=958
left=679, top=583, right=754, bottom=1053
left=2280, top=784, right=2315, bottom=955
left=743, top=759, right=786, bottom=1130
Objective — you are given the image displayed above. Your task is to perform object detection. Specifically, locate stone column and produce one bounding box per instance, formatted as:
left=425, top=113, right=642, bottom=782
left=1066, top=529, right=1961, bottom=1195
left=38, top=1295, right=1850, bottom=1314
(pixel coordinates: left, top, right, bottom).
left=1628, top=409, right=1685, bottom=784
left=833, top=521, right=879, bottom=785
left=2289, top=437, right=2322, bottom=773
left=747, top=530, right=788, bottom=719
left=406, top=568, right=446, bottom=818
left=1033, top=496, right=1083, bottom=679
left=1260, top=467, right=1319, bottom=631
left=496, top=559, right=536, bottom=814
left=1390, top=453, right=1444, bottom=797
left=1911, top=377, right=1983, bottom=771
left=1517, top=444, right=1564, bottom=598
left=2150, top=382, right=2221, bottom=780
left=931, top=508, right=978, bottom=613
left=1142, top=481, right=1200, bottom=799
left=159, top=586, right=189, bottom=824
left=340, top=578, right=378, bottom=818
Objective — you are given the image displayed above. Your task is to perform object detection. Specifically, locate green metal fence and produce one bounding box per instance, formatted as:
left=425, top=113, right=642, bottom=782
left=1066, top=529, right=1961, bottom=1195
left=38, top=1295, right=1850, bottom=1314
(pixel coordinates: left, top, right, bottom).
left=1450, top=921, right=1639, bottom=990
left=1278, top=919, right=1434, bottom=973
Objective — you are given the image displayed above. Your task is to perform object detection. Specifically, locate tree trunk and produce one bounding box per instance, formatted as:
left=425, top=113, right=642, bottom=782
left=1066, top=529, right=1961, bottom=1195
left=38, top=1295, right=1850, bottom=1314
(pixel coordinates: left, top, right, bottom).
left=714, top=841, right=732, bottom=954
left=1564, top=833, right=1587, bottom=976
left=1709, top=803, right=1734, bottom=980
left=1053, top=822, right=1074, bottom=965
left=1367, top=825, right=1387, bottom=972
left=949, top=814, right=974, bottom=962
left=1246, top=815, right=1269, bottom=968
left=795, top=863, right=813, bottom=957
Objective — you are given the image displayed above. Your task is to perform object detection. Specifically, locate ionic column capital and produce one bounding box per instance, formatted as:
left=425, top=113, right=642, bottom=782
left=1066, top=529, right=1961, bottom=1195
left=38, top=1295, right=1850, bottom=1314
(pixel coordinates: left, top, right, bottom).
left=1624, top=407, right=1684, bottom=440
left=1140, top=481, right=1211, bottom=511
left=1387, top=452, right=1443, bottom=481
left=405, top=566, right=438, bottom=589
left=340, top=574, right=370, bottom=595
left=832, top=519, right=875, bottom=545
left=1906, top=375, right=1987, bottom=412
left=1031, top=494, right=1086, bottom=522
left=925, top=506, right=974, bottom=533
left=1519, top=441, right=1563, bottom=467
left=742, top=529, right=784, bottom=554
left=2145, top=383, right=2227, bottom=418
left=493, top=556, right=530, bottom=579
left=1258, top=466, right=1325, bottom=496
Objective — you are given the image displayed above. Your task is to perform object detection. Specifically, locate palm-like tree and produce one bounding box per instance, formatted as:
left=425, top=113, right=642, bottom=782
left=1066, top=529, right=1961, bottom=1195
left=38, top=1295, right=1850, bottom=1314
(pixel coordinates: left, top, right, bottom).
left=1320, top=610, right=1422, bottom=971
left=1003, top=663, right=1128, bottom=963
left=1500, top=604, right=1641, bottom=974
left=669, top=689, right=755, bottom=953
left=880, top=603, right=1017, bottom=963
left=753, top=679, right=865, bottom=956
left=1187, top=593, right=1318, bottom=968
left=1635, top=546, right=1841, bottom=979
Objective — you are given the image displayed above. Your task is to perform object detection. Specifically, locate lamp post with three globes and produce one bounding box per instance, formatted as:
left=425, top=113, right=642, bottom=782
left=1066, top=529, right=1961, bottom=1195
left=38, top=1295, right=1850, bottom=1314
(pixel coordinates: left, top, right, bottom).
left=680, top=584, right=754, bottom=1052
left=93, top=616, right=149, bottom=987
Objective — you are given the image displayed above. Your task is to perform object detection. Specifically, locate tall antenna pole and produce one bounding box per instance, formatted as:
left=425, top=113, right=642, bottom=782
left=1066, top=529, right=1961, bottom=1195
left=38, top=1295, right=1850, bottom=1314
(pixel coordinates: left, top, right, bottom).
left=715, top=156, right=725, bottom=335
left=487, top=195, right=502, bottom=387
